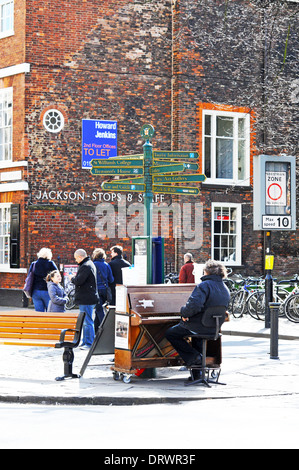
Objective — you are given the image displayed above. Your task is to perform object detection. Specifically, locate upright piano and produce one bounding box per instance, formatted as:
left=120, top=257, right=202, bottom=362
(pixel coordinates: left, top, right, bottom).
left=112, top=284, right=222, bottom=381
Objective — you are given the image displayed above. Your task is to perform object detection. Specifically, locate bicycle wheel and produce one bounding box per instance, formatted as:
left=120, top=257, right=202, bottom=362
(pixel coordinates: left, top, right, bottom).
left=246, top=291, right=263, bottom=320
left=254, top=291, right=285, bottom=320
left=65, top=294, right=76, bottom=310
left=231, top=290, right=247, bottom=318
left=254, top=291, right=266, bottom=320
left=285, top=294, right=299, bottom=323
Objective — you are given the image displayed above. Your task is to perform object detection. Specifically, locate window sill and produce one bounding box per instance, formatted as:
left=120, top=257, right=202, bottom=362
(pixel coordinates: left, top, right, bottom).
left=0, top=161, right=28, bottom=169
left=0, top=267, right=27, bottom=273
left=0, top=31, right=14, bottom=40
left=203, top=180, right=250, bottom=188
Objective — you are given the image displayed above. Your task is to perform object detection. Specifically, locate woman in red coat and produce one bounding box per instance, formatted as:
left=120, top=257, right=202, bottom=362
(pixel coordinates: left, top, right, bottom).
left=179, top=253, right=195, bottom=283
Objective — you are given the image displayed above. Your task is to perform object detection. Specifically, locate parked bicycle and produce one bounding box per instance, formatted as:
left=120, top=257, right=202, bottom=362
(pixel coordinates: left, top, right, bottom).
left=248, top=275, right=299, bottom=321
left=285, top=292, right=299, bottom=323
left=230, top=276, right=265, bottom=319
left=65, top=282, right=76, bottom=310
left=164, top=272, right=179, bottom=284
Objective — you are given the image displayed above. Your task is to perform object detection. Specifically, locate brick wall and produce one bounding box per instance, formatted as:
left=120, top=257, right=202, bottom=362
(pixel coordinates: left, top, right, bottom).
left=24, top=0, right=174, bottom=271
left=172, top=0, right=298, bottom=276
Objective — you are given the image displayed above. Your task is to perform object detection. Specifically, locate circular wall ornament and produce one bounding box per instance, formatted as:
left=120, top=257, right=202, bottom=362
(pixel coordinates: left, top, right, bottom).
left=43, top=109, right=65, bottom=133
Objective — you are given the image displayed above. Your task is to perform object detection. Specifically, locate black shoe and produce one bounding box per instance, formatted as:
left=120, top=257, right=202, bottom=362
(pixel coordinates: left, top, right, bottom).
left=193, top=354, right=202, bottom=366
left=185, top=354, right=202, bottom=367
left=190, top=369, right=202, bottom=381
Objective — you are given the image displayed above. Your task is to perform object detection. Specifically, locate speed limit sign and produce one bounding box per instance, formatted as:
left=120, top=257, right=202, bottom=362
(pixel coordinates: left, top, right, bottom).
left=253, top=155, right=296, bottom=231
left=265, top=171, right=286, bottom=206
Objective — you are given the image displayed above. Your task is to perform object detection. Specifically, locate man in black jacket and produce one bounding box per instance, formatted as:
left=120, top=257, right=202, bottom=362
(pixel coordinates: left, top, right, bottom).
left=70, top=249, right=98, bottom=349
left=165, top=259, right=230, bottom=366
left=108, top=245, right=131, bottom=304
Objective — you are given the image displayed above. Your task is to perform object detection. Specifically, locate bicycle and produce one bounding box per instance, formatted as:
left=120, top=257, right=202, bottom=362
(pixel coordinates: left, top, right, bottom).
left=164, top=272, right=179, bottom=284
left=251, top=279, right=299, bottom=321
left=230, top=276, right=265, bottom=319
left=65, top=282, right=76, bottom=310
left=285, top=292, right=299, bottom=323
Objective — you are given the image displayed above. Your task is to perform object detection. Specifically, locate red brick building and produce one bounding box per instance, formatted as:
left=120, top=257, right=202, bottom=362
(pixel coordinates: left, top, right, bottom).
left=0, top=0, right=298, bottom=305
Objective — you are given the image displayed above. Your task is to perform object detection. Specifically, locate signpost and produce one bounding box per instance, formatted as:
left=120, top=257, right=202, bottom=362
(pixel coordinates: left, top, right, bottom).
left=91, top=125, right=206, bottom=377
left=253, top=154, right=296, bottom=330
left=91, top=167, right=143, bottom=175
left=91, top=158, right=143, bottom=167
left=101, top=182, right=145, bottom=192
left=152, top=185, right=200, bottom=195
left=153, top=150, right=199, bottom=160
left=91, top=123, right=206, bottom=284
left=150, top=163, right=186, bottom=175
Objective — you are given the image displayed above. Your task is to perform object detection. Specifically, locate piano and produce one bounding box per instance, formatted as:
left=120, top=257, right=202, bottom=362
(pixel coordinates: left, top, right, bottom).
left=112, top=284, right=222, bottom=381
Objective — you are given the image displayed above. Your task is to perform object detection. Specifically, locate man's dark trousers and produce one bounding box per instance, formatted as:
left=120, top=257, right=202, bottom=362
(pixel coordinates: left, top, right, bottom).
left=165, top=323, right=203, bottom=366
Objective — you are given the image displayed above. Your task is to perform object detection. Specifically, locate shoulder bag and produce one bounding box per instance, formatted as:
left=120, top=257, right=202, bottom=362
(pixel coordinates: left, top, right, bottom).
left=23, top=261, right=36, bottom=298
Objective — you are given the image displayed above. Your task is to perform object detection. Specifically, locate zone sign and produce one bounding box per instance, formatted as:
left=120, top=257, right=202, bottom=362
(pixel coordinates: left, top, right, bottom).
left=265, top=171, right=287, bottom=206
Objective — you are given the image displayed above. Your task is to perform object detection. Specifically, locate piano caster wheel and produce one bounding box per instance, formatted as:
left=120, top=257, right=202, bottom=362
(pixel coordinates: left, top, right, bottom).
left=123, top=374, right=131, bottom=384
left=113, top=371, right=120, bottom=381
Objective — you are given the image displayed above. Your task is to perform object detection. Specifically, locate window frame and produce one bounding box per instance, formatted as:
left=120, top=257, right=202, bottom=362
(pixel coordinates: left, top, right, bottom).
left=211, top=202, right=242, bottom=266
left=0, top=0, right=14, bottom=39
left=0, top=202, right=11, bottom=268
left=43, top=109, right=65, bottom=133
left=0, top=87, right=13, bottom=163
left=202, top=109, right=250, bottom=186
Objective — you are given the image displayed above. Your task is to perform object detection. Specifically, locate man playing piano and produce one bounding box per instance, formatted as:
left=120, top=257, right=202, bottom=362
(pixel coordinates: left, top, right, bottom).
left=165, top=259, right=230, bottom=367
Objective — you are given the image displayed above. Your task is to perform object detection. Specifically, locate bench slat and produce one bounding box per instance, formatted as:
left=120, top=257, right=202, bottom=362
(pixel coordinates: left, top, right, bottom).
left=0, top=327, right=75, bottom=334
left=0, top=320, right=76, bottom=331
left=0, top=339, right=58, bottom=347
left=0, top=310, right=80, bottom=344
left=0, top=316, right=77, bottom=324
left=0, top=332, right=75, bottom=340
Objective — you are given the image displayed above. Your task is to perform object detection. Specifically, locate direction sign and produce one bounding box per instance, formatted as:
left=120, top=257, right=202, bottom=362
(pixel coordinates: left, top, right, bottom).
left=153, top=174, right=206, bottom=184
left=91, top=167, right=143, bottom=175
left=152, top=185, right=200, bottom=195
left=113, top=176, right=144, bottom=184
left=153, top=161, right=199, bottom=171
left=153, top=150, right=199, bottom=160
left=115, top=154, right=143, bottom=159
left=91, top=158, right=143, bottom=167
left=183, top=162, right=199, bottom=171
left=150, top=163, right=185, bottom=175
left=101, top=181, right=145, bottom=192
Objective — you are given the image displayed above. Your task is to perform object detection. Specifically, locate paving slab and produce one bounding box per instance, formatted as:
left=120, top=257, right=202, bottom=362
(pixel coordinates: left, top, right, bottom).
left=0, top=307, right=299, bottom=405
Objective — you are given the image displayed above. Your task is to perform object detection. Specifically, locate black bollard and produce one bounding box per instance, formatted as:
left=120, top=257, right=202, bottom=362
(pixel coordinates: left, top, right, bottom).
left=269, top=302, right=280, bottom=360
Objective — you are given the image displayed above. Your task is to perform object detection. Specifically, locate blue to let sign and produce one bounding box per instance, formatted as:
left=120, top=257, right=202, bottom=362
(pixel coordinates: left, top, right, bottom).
left=82, top=119, right=117, bottom=169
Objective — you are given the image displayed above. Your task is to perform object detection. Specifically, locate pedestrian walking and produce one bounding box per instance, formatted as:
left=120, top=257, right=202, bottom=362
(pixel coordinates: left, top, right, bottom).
left=92, top=248, right=114, bottom=330
left=68, top=249, right=98, bottom=349
left=179, top=253, right=195, bottom=283
left=31, top=248, right=58, bottom=312
left=109, top=245, right=131, bottom=304
left=46, top=270, right=68, bottom=312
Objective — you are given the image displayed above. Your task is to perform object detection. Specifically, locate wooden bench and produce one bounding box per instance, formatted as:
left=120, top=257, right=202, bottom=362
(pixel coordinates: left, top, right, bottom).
left=0, top=310, right=85, bottom=381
